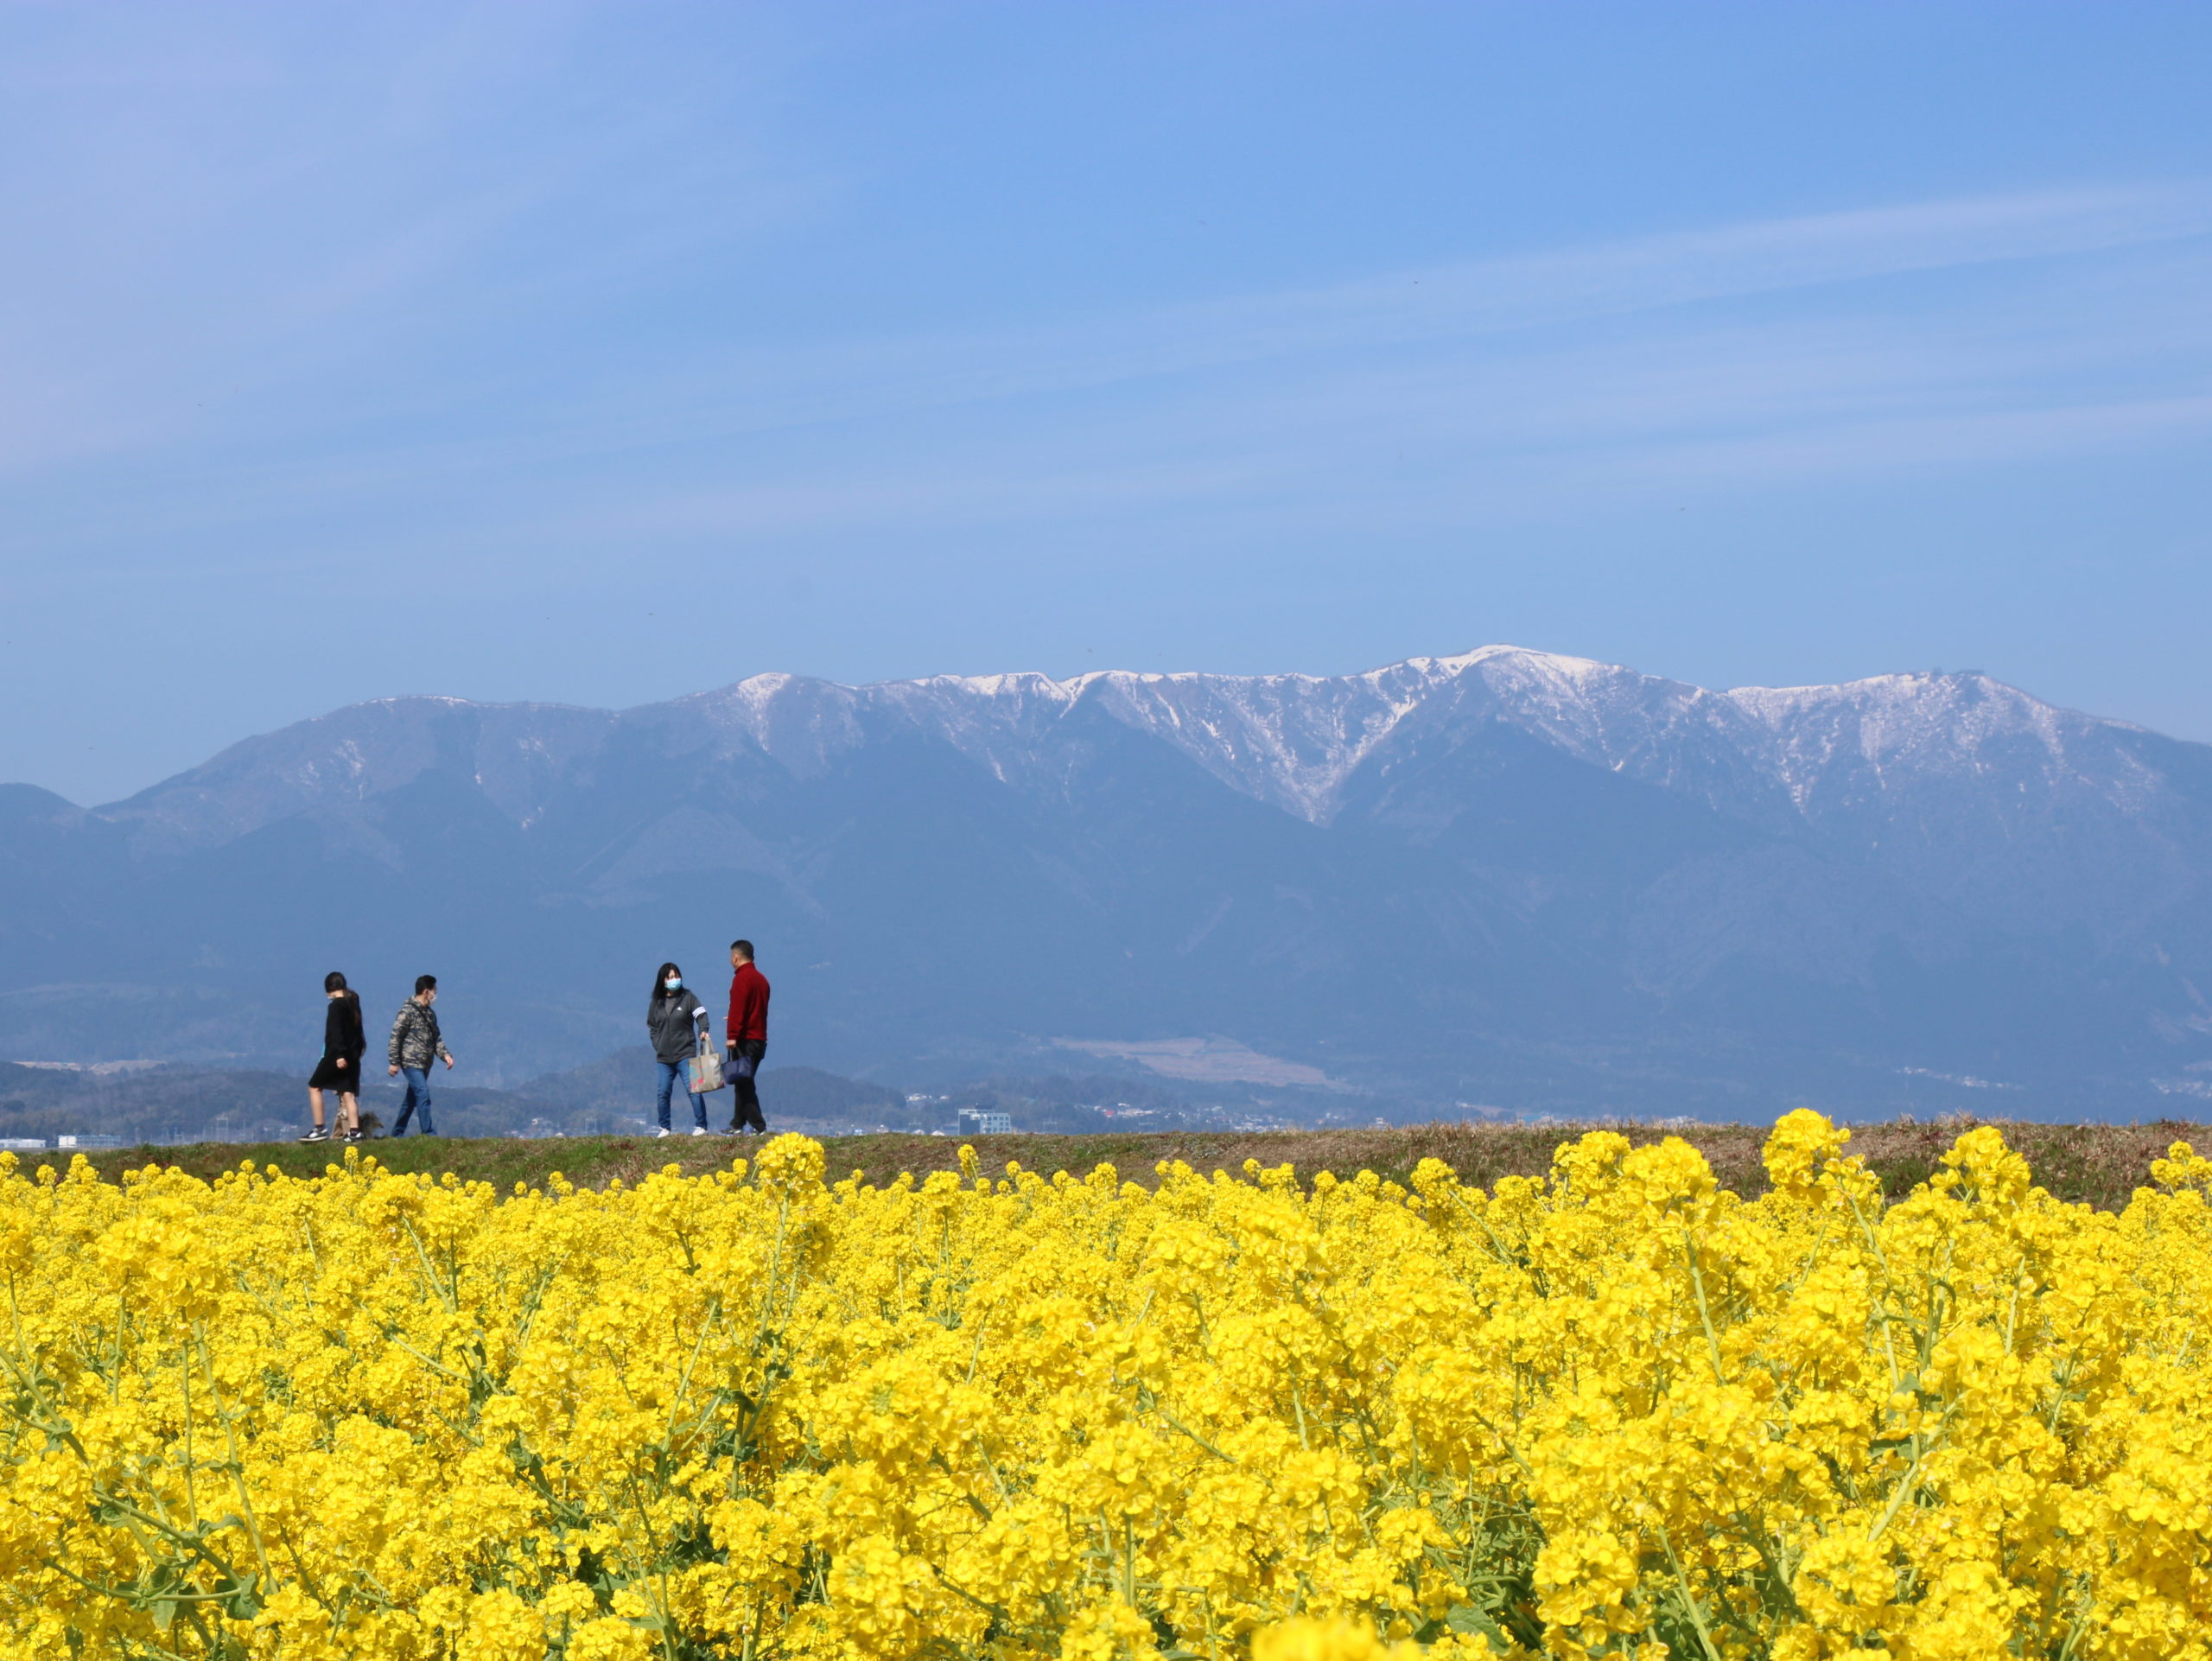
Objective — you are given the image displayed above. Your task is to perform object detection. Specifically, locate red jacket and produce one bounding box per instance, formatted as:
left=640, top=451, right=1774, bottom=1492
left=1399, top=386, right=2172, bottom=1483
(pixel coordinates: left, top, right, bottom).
left=727, top=962, right=770, bottom=1043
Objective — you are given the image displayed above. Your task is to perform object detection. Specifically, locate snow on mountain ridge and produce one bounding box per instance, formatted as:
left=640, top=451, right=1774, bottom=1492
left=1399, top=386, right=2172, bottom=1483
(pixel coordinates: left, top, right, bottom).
left=655, top=654, right=2188, bottom=942
left=683, top=647, right=2107, bottom=827
left=1717, top=671, right=2126, bottom=811
left=94, top=649, right=2150, bottom=851
left=677, top=650, right=1550, bottom=817
left=1074, top=652, right=1513, bottom=819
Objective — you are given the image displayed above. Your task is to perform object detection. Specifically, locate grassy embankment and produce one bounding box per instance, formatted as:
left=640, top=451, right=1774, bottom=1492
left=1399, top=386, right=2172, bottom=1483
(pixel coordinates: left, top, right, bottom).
left=54, top=1117, right=2212, bottom=1212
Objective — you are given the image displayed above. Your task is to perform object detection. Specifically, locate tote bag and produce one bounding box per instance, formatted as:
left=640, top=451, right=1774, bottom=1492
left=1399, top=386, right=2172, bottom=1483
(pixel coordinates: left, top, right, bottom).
left=686, top=1041, right=728, bottom=1094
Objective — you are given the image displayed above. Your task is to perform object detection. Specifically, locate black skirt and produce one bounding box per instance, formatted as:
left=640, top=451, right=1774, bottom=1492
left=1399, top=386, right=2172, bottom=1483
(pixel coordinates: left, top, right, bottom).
left=308, top=1052, right=364, bottom=1091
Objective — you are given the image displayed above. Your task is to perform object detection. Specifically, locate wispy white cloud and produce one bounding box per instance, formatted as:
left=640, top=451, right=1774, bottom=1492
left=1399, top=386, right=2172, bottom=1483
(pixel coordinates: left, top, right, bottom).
left=537, top=224, right=2212, bottom=541
left=622, top=181, right=2212, bottom=439
left=0, top=3, right=830, bottom=474
left=2, top=23, right=2208, bottom=575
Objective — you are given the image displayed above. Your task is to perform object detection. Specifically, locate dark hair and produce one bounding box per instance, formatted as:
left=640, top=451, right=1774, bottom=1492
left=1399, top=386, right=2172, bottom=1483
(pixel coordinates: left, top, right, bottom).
left=323, top=971, right=348, bottom=994
left=730, top=939, right=754, bottom=960
left=654, top=961, right=683, bottom=1001
left=414, top=975, right=437, bottom=996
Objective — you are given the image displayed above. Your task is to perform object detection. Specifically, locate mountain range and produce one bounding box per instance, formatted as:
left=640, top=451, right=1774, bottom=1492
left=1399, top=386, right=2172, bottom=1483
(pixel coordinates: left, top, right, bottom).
left=6, top=646, right=2211, bottom=1118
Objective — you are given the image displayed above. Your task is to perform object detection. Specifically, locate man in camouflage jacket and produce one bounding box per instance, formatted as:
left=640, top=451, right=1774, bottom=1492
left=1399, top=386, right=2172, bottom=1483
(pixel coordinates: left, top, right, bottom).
left=387, top=976, right=456, bottom=1136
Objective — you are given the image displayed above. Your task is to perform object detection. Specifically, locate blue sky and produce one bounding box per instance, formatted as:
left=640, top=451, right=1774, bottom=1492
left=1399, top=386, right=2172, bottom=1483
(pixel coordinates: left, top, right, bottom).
left=3, top=3, right=2209, bottom=805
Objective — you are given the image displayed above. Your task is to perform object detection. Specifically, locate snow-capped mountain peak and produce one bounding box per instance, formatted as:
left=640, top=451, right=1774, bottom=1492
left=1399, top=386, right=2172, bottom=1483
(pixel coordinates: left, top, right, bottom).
left=96, top=648, right=2158, bottom=853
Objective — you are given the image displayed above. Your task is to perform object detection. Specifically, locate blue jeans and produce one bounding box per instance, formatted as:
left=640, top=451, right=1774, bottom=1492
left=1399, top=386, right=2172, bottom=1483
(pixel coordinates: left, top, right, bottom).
left=656, top=1060, right=707, bottom=1130
left=393, top=1066, right=436, bottom=1136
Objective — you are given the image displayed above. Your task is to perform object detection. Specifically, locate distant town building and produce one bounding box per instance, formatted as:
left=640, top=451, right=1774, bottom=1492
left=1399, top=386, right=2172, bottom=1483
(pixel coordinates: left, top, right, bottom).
left=0, top=1137, right=48, bottom=1152
left=957, top=1109, right=1014, bottom=1136
left=55, top=1134, right=124, bottom=1149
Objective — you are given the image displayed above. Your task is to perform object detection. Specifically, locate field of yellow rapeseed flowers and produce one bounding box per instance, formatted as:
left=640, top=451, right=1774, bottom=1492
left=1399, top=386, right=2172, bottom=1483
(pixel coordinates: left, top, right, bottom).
left=3, top=1113, right=2209, bottom=1660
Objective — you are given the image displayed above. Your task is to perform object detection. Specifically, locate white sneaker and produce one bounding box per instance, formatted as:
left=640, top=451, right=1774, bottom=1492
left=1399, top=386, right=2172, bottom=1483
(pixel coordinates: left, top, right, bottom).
left=690, top=1125, right=708, bottom=1136
left=655, top=1126, right=672, bottom=1138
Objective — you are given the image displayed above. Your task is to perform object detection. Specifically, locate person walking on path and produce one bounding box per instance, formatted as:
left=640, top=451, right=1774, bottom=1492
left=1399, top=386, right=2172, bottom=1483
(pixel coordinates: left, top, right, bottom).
left=724, top=939, right=770, bottom=1135
left=648, top=961, right=713, bottom=1137
left=302, top=971, right=365, bottom=1143
left=386, top=975, right=455, bottom=1137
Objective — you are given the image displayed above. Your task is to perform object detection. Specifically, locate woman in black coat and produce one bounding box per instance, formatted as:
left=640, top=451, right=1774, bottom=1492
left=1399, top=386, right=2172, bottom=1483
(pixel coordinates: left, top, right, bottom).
left=302, top=971, right=366, bottom=1143
left=647, top=961, right=712, bottom=1137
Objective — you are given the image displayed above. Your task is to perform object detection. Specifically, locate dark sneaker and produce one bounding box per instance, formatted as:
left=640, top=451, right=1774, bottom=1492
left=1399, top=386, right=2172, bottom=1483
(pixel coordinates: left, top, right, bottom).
left=300, top=1126, right=331, bottom=1142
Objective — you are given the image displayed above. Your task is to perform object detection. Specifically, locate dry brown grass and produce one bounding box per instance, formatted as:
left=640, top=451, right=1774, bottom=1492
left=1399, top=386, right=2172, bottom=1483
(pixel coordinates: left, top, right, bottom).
left=819, top=1118, right=2212, bottom=1213
left=69, top=1116, right=2212, bottom=1212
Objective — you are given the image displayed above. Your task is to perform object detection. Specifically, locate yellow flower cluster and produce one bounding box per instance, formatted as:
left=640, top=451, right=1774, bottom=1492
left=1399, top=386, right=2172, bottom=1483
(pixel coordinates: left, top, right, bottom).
left=3, top=1114, right=2210, bottom=1659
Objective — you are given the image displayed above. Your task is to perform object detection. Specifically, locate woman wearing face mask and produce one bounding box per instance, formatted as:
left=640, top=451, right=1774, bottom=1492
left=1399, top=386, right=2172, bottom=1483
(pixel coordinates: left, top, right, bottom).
left=646, top=961, right=712, bottom=1137
left=302, top=970, right=366, bottom=1143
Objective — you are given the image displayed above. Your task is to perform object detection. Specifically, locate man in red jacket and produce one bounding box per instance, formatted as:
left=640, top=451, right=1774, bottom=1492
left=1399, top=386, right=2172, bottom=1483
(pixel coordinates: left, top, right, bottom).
left=724, top=939, right=770, bottom=1135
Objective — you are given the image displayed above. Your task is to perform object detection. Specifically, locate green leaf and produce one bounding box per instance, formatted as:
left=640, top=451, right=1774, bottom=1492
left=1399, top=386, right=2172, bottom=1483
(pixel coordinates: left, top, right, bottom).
left=1443, top=1603, right=1513, bottom=1647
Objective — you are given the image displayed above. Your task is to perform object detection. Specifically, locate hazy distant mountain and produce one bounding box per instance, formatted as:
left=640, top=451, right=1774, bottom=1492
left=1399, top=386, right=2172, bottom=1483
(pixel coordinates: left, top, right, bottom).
left=6, top=647, right=2211, bottom=1118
